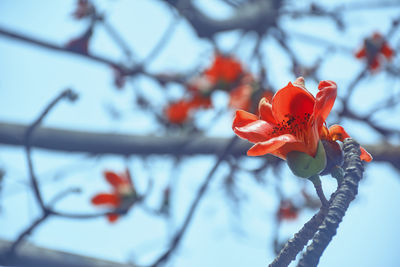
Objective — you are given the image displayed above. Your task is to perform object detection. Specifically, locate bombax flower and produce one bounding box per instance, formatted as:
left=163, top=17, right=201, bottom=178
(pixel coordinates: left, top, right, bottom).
left=355, top=32, right=394, bottom=71
left=232, top=77, right=372, bottom=178
left=204, top=54, right=243, bottom=85
left=91, top=170, right=136, bottom=223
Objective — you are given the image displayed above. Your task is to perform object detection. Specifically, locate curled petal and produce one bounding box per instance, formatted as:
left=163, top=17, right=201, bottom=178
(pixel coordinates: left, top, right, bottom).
left=360, top=147, right=373, bottom=162
left=91, top=193, right=120, bottom=207
left=107, top=213, right=119, bottom=223
left=247, top=134, right=299, bottom=157
left=313, top=80, right=337, bottom=128
left=234, top=120, right=275, bottom=143
left=328, top=125, right=372, bottom=162
left=232, top=110, right=259, bottom=129
left=328, top=125, right=350, bottom=141
left=104, top=171, right=125, bottom=187
left=258, top=97, right=276, bottom=123
left=272, top=81, right=315, bottom=122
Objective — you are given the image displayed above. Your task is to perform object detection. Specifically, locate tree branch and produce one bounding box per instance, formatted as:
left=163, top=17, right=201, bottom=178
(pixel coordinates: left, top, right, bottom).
left=0, top=239, right=134, bottom=267
left=297, top=138, right=365, bottom=267
left=0, top=122, right=398, bottom=168
left=163, top=0, right=280, bottom=37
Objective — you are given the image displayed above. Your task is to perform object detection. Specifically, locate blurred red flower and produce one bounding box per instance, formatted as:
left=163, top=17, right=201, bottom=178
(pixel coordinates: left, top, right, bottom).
left=91, top=170, right=136, bottom=223
left=165, top=94, right=212, bottom=125
left=355, top=32, right=394, bottom=71
left=204, top=54, right=243, bottom=84
left=165, top=100, right=192, bottom=124
left=277, top=200, right=299, bottom=221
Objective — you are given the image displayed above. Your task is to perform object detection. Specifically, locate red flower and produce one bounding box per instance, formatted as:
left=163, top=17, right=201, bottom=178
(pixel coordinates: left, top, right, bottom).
left=277, top=200, right=298, bottom=221
left=165, top=95, right=212, bottom=125
left=232, top=77, right=372, bottom=162
left=355, top=32, right=394, bottom=71
left=165, top=100, right=192, bottom=124
left=204, top=54, right=243, bottom=84
left=91, top=170, right=136, bottom=223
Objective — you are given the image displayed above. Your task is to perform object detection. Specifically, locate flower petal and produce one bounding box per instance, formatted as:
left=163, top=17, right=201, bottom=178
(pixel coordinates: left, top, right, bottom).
left=247, top=134, right=299, bottom=157
left=107, top=213, right=119, bottom=223
left=104, top=171, right=125, bottom=187
left=258, top=97, right=276, bottom=123
left=355, top=47, right=366, bottom=59
left=360, top=147, right=373, bottom=162
left=234, top=120, right=275, bottom=143
left=91, top=193, right=120, bottom=207
left=313, top=80, right=337, bottom=128
left=272, top=80, right=315, bottom=122
left=381, top=43, right=394, bottom=59
left=232, top=110, right=259, bottom=129
left=328, top=125, right=372, bottom=162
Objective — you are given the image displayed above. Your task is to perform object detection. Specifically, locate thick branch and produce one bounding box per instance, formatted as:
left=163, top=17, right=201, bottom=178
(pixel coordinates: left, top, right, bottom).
left=0, top=239, right=133, bottom=267
left=269, top=208, right=326, bottom=267
left=164, top=0, right=280, bottom=37
left=0, top=122, right=247, bottom=156
left=297, top=138, right=364, bottom=267
left=0, top=122, right=398, bottom=166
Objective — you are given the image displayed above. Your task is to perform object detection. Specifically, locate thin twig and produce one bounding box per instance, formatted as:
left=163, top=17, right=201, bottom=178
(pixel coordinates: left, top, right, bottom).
left=142, top=13, right=180, bottom=64
left=24, top=89, right=78, bottom=210
left=7, top=213, right=51, bottom=255
left=149, top=136, right=239, bottom=267
left=100, top=19, right=135, bottom=60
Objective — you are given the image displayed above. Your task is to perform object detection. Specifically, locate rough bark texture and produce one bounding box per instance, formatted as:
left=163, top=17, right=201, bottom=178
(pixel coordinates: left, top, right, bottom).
left=297, top=138, right=364, bottom=267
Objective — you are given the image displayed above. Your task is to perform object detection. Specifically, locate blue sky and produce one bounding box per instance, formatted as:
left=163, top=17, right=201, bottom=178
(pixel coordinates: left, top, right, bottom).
left=1, top=1, right=400, bottom=266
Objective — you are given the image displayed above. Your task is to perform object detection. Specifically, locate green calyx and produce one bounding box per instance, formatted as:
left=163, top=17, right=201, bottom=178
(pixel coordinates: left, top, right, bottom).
left=286, top=141, right=327, bottom=179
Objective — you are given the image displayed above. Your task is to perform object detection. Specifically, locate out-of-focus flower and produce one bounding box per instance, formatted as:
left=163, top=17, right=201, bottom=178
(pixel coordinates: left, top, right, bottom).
left=355, top=32, right=394, bottom=71
left=91, top=169, right=136, bottom=223
left=165, top=94, right=212, bottom=125
left=277, top=200, right=299, bottom=221
left=165, top=100, right=192, bottom=125
left=204, top=54, right=244, bottom=85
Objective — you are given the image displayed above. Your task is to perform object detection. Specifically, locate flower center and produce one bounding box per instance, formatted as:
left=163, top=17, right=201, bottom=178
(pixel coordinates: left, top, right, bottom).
left=270, top=113, right=311, bottom=140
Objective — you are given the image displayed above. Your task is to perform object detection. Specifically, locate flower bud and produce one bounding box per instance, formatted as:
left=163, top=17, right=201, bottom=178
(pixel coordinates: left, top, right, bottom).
left=286, top=141, right=327, bottom=178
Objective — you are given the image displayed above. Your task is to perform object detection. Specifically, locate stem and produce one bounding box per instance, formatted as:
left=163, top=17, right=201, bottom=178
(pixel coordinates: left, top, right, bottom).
left=309, top=175, right=328, bottom=208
